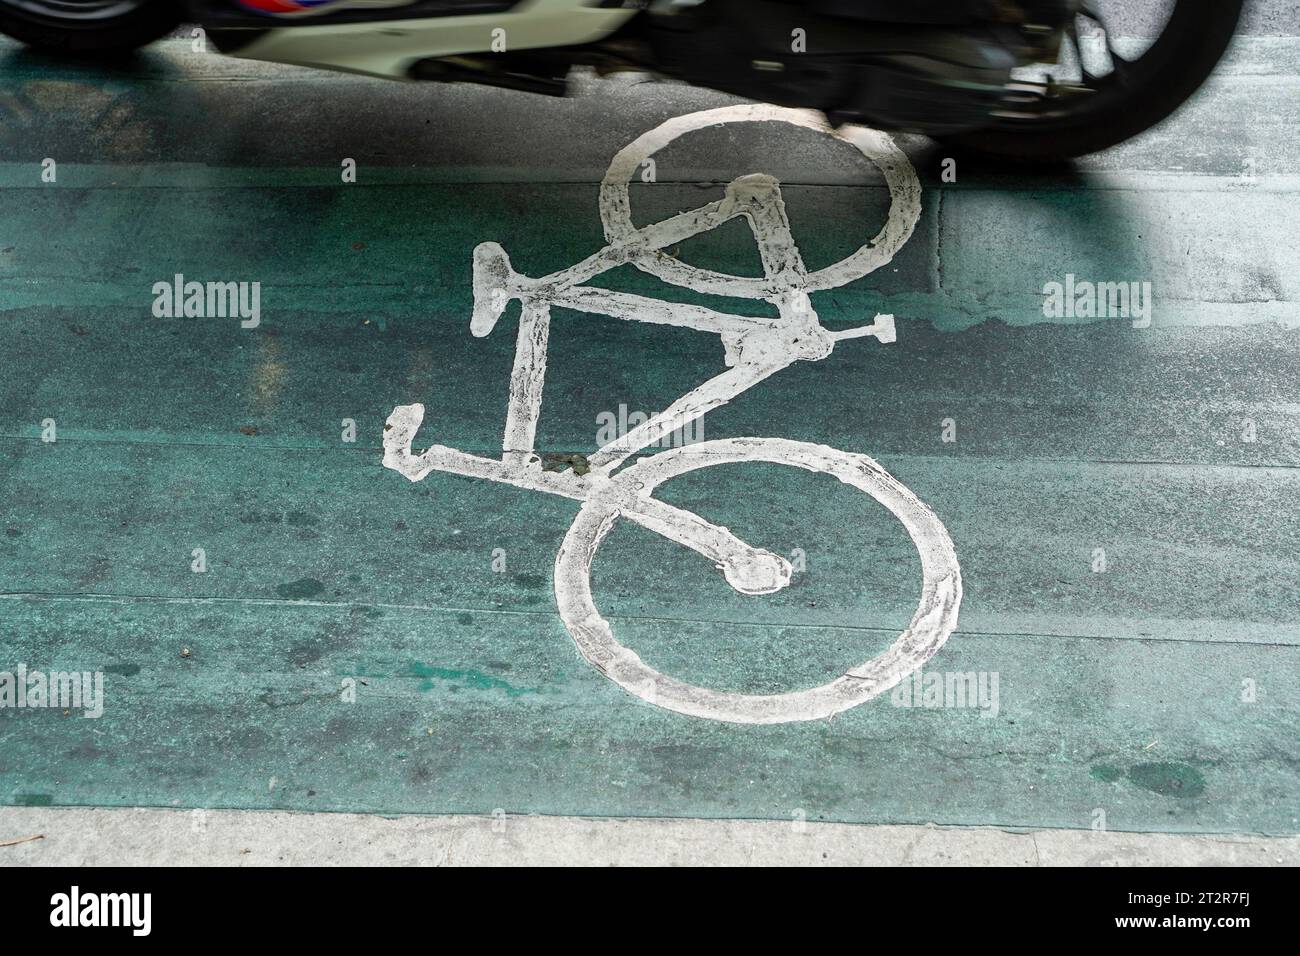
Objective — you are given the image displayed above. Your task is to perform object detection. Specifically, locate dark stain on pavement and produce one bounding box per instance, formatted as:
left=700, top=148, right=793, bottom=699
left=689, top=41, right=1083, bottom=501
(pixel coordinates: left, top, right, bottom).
left=276, top=578, right=326, bottom=600
left=1091, top=761, right=1206, bottom=798
left=240, top=510, right=319, bottom=526
left=1127, top=762, right=1206, bottom=798
left=1090, top=763, right=1123, bottom=784
left=289, top=642, right=325, bottom=667
left=406, top=662, right=539, bottom=697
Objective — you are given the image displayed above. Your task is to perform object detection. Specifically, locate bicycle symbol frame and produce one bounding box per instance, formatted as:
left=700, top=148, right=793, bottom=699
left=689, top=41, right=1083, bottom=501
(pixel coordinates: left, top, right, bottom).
left=383, top=104, right=962, bottom=724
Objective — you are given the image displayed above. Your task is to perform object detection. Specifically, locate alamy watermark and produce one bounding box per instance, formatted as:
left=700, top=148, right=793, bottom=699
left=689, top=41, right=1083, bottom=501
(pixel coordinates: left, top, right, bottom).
left=595, top=403, right=702, bottom=448
left=50, top=887, right=150, bottom=936
left=1042, top=273, right=1152, bottom=328
left=0, top=664, right=103, bottom=718
left=890, top=668, right=999, bottom=718
left=152, top=273, right=261, bottom=329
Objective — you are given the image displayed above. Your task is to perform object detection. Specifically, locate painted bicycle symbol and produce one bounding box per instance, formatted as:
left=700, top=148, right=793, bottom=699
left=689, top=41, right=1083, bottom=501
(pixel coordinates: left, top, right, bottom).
left=383, top=104, right=962, bottom=724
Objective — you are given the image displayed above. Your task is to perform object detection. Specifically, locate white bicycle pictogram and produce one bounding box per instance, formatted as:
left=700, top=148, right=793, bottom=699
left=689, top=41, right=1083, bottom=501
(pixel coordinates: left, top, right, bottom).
left=383, top=104, right=962, bottom=725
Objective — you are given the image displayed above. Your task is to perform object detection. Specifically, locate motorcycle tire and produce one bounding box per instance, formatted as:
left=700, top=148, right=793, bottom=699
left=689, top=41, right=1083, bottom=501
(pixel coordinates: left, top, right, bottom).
left=940, top=0, right=1244, bottom=161
left=0, top=0, right=182, bottom=57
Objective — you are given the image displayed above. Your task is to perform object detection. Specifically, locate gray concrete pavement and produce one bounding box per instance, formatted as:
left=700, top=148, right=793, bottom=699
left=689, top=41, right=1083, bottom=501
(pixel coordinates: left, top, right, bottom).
left=3, top=806, right=1297, bottom=866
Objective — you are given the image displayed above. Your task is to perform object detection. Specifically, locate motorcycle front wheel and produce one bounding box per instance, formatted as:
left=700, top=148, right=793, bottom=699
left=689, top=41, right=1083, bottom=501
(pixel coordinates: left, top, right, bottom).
left=943, top=0, right=1245, bottom=161
left=0, top=0, right=180, bottom=56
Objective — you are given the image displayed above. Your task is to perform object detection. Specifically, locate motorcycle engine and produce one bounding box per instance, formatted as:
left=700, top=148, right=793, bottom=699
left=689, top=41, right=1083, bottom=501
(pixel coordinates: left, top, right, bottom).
left=641, top=0, right=1079, bottom=134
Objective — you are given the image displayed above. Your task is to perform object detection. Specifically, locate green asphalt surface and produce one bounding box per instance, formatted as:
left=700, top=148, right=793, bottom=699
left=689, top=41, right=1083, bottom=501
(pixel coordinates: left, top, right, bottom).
left=0, top=32, right=1297, bottom=833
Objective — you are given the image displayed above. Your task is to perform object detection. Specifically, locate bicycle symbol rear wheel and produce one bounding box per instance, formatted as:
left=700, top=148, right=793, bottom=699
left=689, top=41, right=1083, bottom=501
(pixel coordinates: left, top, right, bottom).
left=553, top=437, right=962, bottom=724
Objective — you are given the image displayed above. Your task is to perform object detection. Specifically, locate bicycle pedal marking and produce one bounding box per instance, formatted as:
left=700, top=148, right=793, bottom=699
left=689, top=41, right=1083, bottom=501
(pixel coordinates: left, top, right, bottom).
left=383, top=105, right=961, bottom=724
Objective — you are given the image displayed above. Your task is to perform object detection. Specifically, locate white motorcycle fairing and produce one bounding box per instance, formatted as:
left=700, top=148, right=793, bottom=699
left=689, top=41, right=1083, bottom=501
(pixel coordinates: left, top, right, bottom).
left=229, top=0, right=639, bottom=79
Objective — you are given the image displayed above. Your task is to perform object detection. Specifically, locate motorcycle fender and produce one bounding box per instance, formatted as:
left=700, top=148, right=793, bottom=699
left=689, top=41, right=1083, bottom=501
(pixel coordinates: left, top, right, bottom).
left=229, top=0, right=637, bottom=79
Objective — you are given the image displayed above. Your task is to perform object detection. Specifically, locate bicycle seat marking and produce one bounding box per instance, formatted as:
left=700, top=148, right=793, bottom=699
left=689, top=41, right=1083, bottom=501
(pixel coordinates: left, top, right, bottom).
left=382, top=104, right=962, bottom=725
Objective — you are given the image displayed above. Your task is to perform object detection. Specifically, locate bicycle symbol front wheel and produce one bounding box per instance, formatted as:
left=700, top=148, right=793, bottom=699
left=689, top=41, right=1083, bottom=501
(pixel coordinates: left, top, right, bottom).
left=553, top=438, right=962, bottom=724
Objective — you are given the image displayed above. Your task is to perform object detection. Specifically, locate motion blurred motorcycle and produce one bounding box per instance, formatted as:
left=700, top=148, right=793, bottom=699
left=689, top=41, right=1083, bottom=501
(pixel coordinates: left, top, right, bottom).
left=0, top=0, right=1243, bottom=159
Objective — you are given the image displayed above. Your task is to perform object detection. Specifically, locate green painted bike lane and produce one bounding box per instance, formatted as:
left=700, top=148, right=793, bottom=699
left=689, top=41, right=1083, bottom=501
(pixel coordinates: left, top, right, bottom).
left=0, top=39, right=1297, bottom=833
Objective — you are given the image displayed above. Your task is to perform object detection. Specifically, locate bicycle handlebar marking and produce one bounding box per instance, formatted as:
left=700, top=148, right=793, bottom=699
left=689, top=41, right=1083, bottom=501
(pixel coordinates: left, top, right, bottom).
left=383, top=105, right=961, bottom=724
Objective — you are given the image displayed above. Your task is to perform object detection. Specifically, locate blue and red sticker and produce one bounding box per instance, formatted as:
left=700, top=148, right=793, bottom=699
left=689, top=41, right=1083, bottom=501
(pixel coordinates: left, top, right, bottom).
left=236, top=1, right=398, bottom=16
left=236, top=1, right=340, bottom=14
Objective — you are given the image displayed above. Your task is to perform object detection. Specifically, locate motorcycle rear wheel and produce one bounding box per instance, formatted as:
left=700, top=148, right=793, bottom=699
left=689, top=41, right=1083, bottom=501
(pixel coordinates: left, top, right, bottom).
left=0, top=0, right=180, bottom=56
left=941, top=0, right=1244, bottom=161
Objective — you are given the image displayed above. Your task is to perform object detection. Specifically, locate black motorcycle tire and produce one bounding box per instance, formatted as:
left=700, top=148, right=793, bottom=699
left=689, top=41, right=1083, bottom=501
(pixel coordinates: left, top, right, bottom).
left=941, top=0, right=1244, bottom=161
left=0, top=0, right=181, bottom=56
